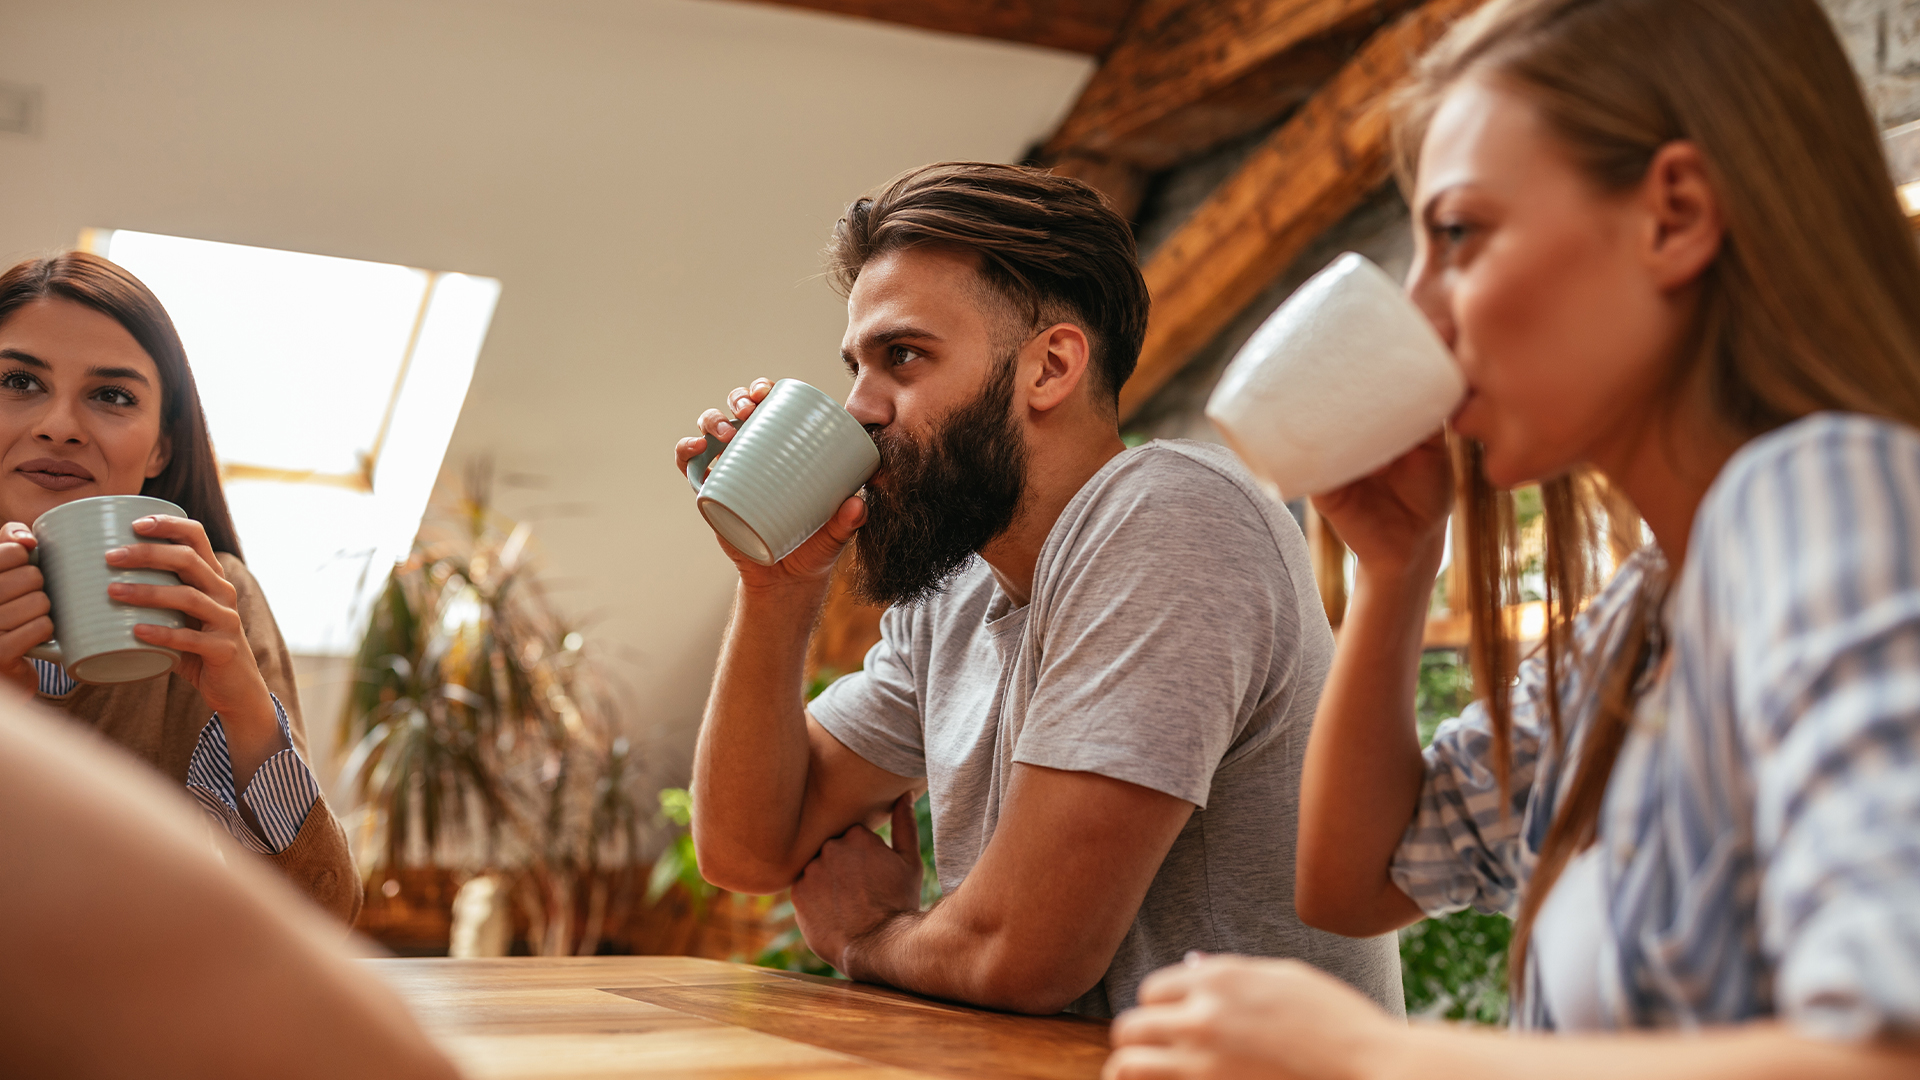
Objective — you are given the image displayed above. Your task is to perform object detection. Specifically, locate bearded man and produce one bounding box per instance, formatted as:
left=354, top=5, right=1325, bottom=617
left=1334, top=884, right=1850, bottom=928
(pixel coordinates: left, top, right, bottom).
left=672, top=163, right=1403, bottom=1017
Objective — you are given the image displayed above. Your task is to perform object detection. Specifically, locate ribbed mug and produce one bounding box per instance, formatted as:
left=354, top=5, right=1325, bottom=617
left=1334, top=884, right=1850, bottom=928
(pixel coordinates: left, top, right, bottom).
left=28, top=494, right=187, bottom=684
left=686, top=379, right=879, bottom=566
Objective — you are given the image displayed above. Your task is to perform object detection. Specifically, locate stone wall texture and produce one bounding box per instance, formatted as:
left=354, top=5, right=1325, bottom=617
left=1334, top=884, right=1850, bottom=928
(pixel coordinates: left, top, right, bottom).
left=1823, top=0, right=1920, bottom=127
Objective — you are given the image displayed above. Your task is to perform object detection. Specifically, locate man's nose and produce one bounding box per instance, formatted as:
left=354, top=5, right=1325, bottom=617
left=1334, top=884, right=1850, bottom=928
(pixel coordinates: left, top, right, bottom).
left=843, top=373, right=892, bottom=430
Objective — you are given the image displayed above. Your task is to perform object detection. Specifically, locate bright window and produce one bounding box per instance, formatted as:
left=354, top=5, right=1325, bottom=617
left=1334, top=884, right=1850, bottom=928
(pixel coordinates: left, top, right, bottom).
left=85, top=229, right=500, bottom=655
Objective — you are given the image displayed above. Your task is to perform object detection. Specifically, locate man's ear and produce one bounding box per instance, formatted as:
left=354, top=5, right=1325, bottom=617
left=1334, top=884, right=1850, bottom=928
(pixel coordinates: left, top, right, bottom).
left=145, top=433, right=172, bottom=480
left=1640, top=140, right=1723, bottom=291
left=1025, top=323, right=1093, bottom=414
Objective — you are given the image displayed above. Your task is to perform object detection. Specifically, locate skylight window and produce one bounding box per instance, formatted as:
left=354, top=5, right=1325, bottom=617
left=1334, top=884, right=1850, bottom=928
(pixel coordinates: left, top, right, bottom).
left=84, top=229, right=500, bottom=655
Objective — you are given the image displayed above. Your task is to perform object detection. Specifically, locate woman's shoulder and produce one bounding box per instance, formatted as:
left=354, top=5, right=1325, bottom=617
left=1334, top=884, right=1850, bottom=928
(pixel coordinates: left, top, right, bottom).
left=1696, top=412, right=1920, bottom=550
left=1706, top=412, right=1920, bottom=515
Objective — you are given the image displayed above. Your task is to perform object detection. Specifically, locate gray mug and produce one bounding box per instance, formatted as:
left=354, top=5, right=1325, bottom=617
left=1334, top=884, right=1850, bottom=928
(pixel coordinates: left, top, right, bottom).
left=686, top=379, right=879, bottom=566
left=27, top=495, right=187, bottom=684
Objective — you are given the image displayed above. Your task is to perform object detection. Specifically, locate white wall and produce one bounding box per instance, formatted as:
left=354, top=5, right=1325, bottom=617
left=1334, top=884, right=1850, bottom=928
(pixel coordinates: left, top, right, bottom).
left=0, top=0, right=1092, bottom=784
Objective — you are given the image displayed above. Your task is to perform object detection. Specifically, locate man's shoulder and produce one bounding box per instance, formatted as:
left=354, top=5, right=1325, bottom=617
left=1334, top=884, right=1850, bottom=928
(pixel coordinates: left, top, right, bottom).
left=1069, top=439, right=1296, bottom=549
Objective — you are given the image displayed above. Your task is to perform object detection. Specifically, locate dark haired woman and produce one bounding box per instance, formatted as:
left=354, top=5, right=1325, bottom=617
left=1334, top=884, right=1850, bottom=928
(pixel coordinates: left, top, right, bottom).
left=1106, top=0, right=1919, bottom=1077
left=0, top=251, right=358, bottom=923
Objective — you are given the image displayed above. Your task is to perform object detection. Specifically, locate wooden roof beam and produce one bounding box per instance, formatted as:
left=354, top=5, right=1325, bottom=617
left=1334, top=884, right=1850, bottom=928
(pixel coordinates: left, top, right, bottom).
left=721, top=0, right=1142, bottom=56
left=1118, top=0, right=1487, bottom=421
left=1042, top=0, right=1421, bottom=170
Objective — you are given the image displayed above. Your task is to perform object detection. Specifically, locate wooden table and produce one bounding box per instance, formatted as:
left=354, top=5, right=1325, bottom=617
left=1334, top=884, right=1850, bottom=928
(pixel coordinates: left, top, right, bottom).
left=370, top=956, right=1111, bottom=1079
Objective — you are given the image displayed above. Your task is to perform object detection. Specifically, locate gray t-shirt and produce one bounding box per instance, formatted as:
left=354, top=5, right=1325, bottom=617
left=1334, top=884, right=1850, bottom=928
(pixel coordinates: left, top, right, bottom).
left=810, top=440, right=1404, bottom=1018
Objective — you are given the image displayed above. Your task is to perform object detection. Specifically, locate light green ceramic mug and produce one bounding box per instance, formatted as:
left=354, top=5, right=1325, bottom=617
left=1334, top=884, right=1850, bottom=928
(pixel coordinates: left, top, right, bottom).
left=28, top=494, right=187, bottom=684
left=686, top=379, right=879, bottom=566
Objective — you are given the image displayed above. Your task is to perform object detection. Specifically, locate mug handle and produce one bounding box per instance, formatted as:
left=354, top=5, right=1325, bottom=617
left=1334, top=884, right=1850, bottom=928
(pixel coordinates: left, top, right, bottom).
left=685, top=409, right=754, bottom=491
left=21, top=545, right=60, bottom=666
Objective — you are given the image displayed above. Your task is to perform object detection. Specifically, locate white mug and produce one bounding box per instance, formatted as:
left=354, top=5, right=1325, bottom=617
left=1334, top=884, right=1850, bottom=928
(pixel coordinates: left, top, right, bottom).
left=28, top=494, right=187, bottom=684
left=686, top=379, right=879, bottom=566
left=1206, top=252, right=1465, bottom=502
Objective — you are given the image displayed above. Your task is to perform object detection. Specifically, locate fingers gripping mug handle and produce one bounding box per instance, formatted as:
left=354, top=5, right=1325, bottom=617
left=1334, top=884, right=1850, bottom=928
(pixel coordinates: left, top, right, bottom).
left=686, top=410, right=753, bottom=492
left=21, top=544, right=60, bottom=666
left=686, top=438, right=722, bottom=491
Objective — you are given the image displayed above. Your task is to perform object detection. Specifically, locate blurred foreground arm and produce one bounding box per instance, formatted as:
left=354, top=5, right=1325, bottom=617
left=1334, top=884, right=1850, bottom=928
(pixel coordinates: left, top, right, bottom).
left=0, top=700, right=457, bottom=1080
left=1105, top=955, right=1920, bottom=1080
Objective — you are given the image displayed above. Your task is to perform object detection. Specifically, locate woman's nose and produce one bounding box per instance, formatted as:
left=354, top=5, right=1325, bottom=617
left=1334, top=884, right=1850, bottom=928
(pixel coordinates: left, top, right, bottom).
left=33, top=399, right=87, bottom=445
left=1405, top=265, right=1459, bottom=352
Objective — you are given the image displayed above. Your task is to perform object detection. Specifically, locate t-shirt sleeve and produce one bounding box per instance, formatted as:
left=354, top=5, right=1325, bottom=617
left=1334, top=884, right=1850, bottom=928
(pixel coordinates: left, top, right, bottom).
left=1011, top=457, right=1298, bottom=808
left=808, top=602, right=927, bottom=780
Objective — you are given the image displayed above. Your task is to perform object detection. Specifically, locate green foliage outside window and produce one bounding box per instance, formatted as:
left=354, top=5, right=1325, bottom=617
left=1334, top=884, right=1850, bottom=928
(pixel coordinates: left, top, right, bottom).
left=1400, top=647, right=1512, bottom=1024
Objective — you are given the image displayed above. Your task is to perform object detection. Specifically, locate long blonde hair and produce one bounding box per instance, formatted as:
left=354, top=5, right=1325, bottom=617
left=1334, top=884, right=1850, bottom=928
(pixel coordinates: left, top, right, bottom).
left=1393, top=0, right=1920, bottom=996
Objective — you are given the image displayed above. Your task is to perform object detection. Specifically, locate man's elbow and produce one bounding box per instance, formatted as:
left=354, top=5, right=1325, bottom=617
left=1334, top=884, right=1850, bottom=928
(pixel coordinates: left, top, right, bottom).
left=965, top=945, right=1101, bottom=1016
left=688, top=828, right=798, bottom=896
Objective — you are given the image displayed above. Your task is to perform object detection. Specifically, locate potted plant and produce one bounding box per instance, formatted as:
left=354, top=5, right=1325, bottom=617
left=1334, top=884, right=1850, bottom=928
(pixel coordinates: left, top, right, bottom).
left=338, top=461, right=644, bottom=955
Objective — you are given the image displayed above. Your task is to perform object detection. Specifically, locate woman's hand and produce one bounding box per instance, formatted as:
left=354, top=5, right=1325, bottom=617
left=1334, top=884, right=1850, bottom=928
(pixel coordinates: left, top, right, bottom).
left=1105, top=955, right=1402, bottom=1080
left=106, top=515, right=285, bottom=785
left=672, top=377, right=866, bottom=593
left=0, top=523, right=52, bottom=694
left=1311, top=431, right=1454, bottom=584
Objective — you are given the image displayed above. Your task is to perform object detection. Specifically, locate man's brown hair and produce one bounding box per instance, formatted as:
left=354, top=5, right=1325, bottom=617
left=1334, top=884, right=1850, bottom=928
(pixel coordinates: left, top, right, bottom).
left=825, top=162, right=1150, bottom=413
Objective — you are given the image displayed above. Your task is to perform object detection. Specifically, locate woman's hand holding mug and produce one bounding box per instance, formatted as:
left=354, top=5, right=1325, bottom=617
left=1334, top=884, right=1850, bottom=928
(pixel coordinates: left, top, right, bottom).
left=104, top=514, right=276, bottom=731
left=1309, top=432, right=1455, bottom=586
left=673, top=376, right=874, bottom=592
left=0, top=523, right=52, bottom=694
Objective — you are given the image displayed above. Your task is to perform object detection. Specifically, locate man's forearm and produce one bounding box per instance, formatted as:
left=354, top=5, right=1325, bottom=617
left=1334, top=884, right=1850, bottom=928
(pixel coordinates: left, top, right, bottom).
left=842, top=901, right=1098, bottom=1016
left=690, top=580, right=830, bottom=890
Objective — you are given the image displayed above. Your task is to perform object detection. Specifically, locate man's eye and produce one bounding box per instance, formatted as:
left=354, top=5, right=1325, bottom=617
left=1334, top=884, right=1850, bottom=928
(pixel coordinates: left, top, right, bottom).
left=891, top=346, right=922, bottom=365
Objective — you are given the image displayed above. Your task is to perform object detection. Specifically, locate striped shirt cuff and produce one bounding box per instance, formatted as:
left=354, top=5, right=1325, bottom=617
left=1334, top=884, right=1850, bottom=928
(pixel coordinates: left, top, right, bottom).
left=186, top=693, right=320, bottom=855
left=31, top=656, right=76, bottom=697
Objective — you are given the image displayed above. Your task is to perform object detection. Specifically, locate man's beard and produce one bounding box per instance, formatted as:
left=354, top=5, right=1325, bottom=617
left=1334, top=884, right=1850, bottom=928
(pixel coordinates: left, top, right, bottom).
left=850, top=357, right=1027, bottom=607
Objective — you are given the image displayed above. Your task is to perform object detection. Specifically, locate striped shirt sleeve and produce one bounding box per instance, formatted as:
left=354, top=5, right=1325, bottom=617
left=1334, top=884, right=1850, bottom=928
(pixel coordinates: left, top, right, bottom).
left=1389, top=553, right=1652, bottom=918
left=185, top=694, right=321, bottom=855
left=1710, top=415, right=1920, bottom=1040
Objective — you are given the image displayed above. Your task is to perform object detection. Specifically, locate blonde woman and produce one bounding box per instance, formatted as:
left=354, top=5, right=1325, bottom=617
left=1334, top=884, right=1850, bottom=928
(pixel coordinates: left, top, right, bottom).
left=1107, top=0, right=1920, bottom=1077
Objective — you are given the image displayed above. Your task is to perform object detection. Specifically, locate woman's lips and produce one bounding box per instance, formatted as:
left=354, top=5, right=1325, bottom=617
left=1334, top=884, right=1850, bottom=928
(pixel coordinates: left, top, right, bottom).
left=16, top=459, right=94, bottom=492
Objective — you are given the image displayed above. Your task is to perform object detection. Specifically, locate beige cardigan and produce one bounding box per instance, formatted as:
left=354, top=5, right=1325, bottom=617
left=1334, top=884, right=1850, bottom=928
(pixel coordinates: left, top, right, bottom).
left=36, top=553, right=362, bottom=925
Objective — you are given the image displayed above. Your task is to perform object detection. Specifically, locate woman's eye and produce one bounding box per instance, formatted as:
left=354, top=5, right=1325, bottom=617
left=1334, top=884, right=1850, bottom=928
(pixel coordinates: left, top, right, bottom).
left=1431, top=221, right=1478, bottom=253
left=94, top=386, right=137, bottom=407
left=0, top=371, right=40, bottom=392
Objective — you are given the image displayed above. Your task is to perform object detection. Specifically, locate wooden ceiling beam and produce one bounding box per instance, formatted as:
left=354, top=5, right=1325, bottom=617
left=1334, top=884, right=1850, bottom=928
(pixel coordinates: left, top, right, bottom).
left=724, top=0, right=1141, bottom=56
left=1118, top=0, right=1486, bottom=421
left=1042, top=0, right=1421, bottom=169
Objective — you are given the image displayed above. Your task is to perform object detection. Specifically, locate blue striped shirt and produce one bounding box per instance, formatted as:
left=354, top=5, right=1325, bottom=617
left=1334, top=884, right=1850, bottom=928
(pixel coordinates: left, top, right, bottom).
left=1391, top=413, right=1920, bottom=1039
left=34, top=659, right=320, bottom=853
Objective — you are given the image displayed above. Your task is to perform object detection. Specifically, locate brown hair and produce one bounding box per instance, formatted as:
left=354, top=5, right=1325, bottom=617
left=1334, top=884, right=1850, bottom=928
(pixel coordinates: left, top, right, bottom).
left=825, top=162, right=1151, bottom=413
left=1394, top=0, right=1920, bottom=996
left=0, top=252, right=244, bottom=558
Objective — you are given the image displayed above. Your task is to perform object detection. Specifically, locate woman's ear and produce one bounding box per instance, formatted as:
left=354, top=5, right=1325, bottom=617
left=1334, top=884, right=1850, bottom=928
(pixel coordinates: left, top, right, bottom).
left=145, top=434, right=172, bottom=480
left=1025, top=323, right=1093, bottom=414
left=1641, top=140, right=1724, bottom=291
